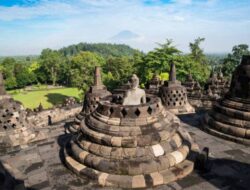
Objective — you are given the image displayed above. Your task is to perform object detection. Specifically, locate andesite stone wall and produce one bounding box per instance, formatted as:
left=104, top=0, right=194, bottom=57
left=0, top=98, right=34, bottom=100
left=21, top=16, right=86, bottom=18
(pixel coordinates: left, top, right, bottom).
left=27, top=105, right=82, bottom=127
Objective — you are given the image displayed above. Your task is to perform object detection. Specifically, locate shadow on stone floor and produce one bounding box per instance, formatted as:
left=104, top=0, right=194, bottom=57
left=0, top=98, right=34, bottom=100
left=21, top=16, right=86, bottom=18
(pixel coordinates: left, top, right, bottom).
left=0, top=161, right=27, bottom=190
left=178, top=156, right=250, bottom=190
left=57, top=132, right=73, bottom=167
left=178, top=110, right=206, bottom=128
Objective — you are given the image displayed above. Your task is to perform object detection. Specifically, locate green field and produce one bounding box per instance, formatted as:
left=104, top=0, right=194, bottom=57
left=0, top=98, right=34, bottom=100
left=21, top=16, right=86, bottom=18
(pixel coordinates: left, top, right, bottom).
left=8, top=88, right=81, bottom=109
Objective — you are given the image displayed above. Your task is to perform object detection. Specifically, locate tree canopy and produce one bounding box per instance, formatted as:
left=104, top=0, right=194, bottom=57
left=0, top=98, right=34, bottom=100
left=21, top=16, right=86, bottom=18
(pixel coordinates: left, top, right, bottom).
left=59, top=42, right=141, bottom=58
left=0, top=40, right=248, bottom=96
left=221, top=44, right=250, bottom=76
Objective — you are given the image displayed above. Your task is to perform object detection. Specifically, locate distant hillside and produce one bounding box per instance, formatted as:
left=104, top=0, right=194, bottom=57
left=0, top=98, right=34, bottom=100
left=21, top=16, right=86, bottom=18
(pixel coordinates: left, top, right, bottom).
left=0, top=55, right=38, bottom=62
left=59, top=42, right=141, bottom=57
left=206, top=53, right=227, bottom=59
left=205, top=53, right=227, bottom=68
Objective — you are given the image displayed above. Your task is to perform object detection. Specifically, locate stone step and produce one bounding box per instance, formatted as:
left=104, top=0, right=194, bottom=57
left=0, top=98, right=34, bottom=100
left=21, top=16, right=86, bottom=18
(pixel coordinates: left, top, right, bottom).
left=63, top=147, right=194, bottom=189
left=81, top=123, right=177, bottom=147
left=205, top=114, right=250, bottom=139
left=214, top=103, right=250, bottom=121
left=74, top=134, right=183, bottom=161
left=203, top=122, right=250, bottom=145
left=68, top=139, right=189, bottom=176
left=210, top=111, right=250, bottom=129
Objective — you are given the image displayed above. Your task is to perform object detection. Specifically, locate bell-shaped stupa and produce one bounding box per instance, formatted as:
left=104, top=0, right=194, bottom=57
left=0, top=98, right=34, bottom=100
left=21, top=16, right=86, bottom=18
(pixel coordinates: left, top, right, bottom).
left=159, top=63, right=195, bottom=114
left=145, top=74, right=163, bottom=95
left=204, top=68, right=229, bottom=99
left=0, top=72, right=45, bottom=152
left=203, top=55, right=250, bottom=144
left=63, top=74, right=200, bottom=189
left=68, top=67, right=111, bottom=133
left=182, top=73, right=203, bottom=108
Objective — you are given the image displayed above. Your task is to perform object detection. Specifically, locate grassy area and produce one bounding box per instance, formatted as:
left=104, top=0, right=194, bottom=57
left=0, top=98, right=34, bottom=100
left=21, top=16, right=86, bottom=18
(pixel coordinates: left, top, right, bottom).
left=8, top=88, right=81, bottom=109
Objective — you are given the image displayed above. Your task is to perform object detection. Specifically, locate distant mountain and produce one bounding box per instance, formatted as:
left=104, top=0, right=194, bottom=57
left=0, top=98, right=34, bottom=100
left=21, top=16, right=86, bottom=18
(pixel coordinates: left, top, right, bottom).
left=59, top=42, right=140, bottom=57
left=110, top=30, right=140, bottom=41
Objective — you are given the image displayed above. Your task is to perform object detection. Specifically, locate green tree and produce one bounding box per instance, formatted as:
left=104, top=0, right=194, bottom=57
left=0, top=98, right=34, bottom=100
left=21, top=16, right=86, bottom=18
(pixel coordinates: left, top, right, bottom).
left=189, top=37, right=207, bottom=64
left=103, top=56, right=137, bottom=89
left=139, top=39, right=181, bottom=84
left=39, top=49, right=64, bottom=86
left=69, top=51, right=105, bottom=93
left=14, top=63, right=33, bottom=88
left=222, top=44, right=250, bottom=76
left=1, top=58, right=17, bottom=89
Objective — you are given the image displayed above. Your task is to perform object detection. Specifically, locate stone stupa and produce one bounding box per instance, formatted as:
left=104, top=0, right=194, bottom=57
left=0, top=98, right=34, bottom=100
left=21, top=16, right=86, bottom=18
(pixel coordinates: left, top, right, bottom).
left=0, top=72, right=45, bottom=153
left=203, top=55, right=250, bottom=144
left=159, top=63, right=195, bottom=115
left=68, top=67, right=111, bottom=133
left=145, top=74, right=163, bottom=95
left=182, top=73, right=203, bottom=108
left=63, top=74, right=201, bottom=189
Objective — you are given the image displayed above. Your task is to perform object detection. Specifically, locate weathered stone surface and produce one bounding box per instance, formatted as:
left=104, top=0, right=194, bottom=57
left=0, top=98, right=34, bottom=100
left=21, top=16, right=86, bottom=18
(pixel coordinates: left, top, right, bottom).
left=203, top=55, right=250, bottom=145
left=64, top=75, right=199, bottom=188
left=1, top=111, right=250, bottom=190
left=67, top=66, right=111, bottom=133
left=160, top=63, right=195, bottom=115
left=122, top=74, right=146, bottom=106
left=145, top=74, right=163, bottom=95
left=0, top=78, right=46, bottom=152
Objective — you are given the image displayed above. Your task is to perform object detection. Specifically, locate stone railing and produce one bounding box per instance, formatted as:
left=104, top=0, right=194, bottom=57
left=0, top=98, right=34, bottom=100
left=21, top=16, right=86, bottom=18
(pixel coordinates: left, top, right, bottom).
left=96, top=95, right=163, bottom=119
left=27, top=104, right=82, bottom=128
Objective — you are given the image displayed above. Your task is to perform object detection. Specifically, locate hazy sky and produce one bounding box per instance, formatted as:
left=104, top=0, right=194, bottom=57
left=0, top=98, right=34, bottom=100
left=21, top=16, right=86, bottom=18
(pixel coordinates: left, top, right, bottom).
left=0, top=0, right=249, bottom=56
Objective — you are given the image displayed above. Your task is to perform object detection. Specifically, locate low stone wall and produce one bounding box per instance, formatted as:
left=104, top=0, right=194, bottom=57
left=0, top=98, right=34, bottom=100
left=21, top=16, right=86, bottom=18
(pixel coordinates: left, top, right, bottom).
left=27, top=105, right=82, bottom=128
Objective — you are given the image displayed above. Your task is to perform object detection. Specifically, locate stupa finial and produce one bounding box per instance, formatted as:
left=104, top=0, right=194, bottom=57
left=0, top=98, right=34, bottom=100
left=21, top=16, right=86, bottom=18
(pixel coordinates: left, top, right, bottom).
left=94, top=66, right=103, bottom=86
left=0, top=72, right=6, bottom=95
left=169, top=62, right=176, bottom=82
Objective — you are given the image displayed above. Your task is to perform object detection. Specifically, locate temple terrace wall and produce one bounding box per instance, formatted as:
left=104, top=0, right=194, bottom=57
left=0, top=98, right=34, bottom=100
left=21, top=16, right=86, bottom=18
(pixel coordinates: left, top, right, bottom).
left=27, top=105, right=82, bottom=127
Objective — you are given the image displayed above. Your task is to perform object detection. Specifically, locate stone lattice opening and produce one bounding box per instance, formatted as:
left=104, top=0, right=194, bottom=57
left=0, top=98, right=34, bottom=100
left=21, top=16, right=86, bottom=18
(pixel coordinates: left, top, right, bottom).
left=147, top=107, right=153, bottom=115
left=121, top=108, right=127, bottom=117
left=135, top=108, right=141, bottom=116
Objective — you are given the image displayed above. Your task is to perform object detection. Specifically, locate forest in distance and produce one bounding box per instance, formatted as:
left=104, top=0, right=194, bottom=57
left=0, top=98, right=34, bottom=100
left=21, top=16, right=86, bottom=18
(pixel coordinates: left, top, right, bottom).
left=0, top=38, right=249, bottom=96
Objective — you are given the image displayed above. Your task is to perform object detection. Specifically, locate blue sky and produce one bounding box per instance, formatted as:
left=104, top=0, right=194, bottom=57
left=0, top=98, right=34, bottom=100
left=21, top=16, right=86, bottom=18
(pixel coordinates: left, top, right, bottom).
left=0, top=0, right=249, bottom=55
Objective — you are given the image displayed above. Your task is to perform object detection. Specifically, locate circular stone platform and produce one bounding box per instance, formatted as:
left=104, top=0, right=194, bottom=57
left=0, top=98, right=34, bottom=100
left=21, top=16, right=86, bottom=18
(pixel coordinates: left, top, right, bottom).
left=203, top=55, right=250, bottom=145
left=64, top=94, right=199, bottom=188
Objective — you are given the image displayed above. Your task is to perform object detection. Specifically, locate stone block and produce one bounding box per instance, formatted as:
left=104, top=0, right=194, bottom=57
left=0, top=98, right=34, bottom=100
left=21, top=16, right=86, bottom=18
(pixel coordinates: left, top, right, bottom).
left=167, top=154, right=176, bottom=167
left=170, top=150, right=184, bottom=164
left=98, top=173, right=109, bottom=186
left=110, top=147, right=123, bottom=159
left=111, top=137, right=122, bottom=147
left=150, top=172, right=164, bottom=186
left=151, top=144, right=164, bottom=157
left=132, top=175, right=146, bottom=188
left=79, top=151, right=89, bottom=162
left=99, top=146, right=112, bottom=157
left=121, top=137, right=137, bottom=147
left=123, top=147, right=137, bottom=158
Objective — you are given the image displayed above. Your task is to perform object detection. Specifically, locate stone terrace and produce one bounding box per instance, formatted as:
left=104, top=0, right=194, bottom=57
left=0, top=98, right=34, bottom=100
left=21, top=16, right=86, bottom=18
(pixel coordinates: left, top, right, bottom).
left=1, top=112, right=250, bottom=190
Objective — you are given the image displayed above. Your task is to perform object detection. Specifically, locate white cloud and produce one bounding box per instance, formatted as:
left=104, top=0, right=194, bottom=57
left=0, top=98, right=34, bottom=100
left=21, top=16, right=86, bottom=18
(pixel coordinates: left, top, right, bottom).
left=0, top=1, right=79, bottom=21
left=173, top=15, right=185, bottom=22
left=0, top=0, right=249, bottom=55
left=172, top=0, right=192, bottom=5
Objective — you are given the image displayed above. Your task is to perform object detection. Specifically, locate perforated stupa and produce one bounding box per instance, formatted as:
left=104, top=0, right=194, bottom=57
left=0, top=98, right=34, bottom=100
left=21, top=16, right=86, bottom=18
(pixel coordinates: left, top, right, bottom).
left=159, top=63, right=195, bottom=114
left=0, top=72, right=45, bottom=152
left=63, top=74, right=200, bottom=189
